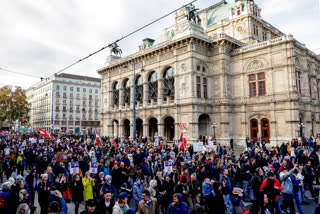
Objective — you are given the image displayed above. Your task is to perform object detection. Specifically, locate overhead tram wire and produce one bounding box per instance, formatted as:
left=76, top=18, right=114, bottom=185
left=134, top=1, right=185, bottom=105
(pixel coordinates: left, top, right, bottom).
left=0, top=67, right=42, bottom=79
left=44, top=0, right=198, bottom=78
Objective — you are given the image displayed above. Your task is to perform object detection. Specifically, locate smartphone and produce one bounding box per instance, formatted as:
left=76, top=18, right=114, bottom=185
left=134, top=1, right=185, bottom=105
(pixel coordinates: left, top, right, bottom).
left=50, top=191, right=56, bottom=195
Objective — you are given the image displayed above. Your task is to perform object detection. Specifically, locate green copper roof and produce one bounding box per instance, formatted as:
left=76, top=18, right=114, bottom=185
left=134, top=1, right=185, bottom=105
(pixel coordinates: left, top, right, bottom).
left=207, top=1, right=234, bottom=26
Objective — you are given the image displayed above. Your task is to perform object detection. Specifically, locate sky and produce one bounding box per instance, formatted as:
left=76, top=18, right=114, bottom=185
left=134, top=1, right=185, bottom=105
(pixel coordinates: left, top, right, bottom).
left=0, top=0, right=319, bottom=89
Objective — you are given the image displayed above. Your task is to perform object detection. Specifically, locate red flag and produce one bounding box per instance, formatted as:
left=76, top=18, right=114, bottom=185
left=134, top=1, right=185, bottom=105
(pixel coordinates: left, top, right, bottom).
left=179, top=132, right=187, bottom=150
left=19, top=117, right=23, bottom=122
left=5, top=131, right=8, bottom=134
left=96, top=134, right=101, bottom=146
left=1, top=130, right=4, bottom=135
left=125, top=147, right=128, bottom=153
left=112, top=139, right=117, bottom=148
left=39, top=128, right=54, bottom=139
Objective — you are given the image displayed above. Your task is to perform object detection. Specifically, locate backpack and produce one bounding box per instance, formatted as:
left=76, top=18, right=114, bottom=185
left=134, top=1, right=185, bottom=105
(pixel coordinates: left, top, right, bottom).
left=0, top=192, right=9, bottom=208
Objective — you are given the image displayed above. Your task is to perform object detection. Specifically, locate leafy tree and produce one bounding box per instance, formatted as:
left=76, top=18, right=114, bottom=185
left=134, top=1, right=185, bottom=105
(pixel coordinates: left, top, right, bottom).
left=0, top=86, right=30, bottom=127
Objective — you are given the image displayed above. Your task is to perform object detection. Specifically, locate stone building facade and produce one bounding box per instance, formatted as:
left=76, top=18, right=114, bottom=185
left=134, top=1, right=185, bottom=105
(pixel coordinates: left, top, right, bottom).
left=98, top=0, right=320, bottom=145
left=27, top=73, right=101, bottom=134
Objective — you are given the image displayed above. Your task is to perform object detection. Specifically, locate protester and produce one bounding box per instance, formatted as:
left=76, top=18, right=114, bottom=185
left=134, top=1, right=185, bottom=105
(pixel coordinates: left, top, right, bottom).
left=0, top=131, right=318, bottom=214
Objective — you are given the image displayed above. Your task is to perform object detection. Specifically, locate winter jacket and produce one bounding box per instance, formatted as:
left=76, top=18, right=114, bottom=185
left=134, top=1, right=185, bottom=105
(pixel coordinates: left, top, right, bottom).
left=280, top=168, right=295, bottom=194
left=167, top=193, right=189, bottom=214
left=202, top=182, right=213, bottom=197
left=112, top=201, right=129, bottom=214
left=70, top=179, right=84, bottom=202
left=138, top=197, right=158, bottom=214
left=133, top=182, right=144, bottom=205
left=83, top=177, right=95, bottom=201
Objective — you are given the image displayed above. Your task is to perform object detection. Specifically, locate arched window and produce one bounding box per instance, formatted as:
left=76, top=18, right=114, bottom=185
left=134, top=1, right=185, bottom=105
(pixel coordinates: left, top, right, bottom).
left=123, top=79, right=130, bottom=104
left=112, top=82, right=119, bottom=105
left=163, top=67, right=174, bottom=100
left=135, top=75, right=143, bottom=102
left=148, top=72, right=158, bottom=102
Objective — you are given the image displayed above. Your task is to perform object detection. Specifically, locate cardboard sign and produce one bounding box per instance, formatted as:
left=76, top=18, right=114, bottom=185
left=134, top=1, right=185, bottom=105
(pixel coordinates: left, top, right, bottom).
left=56, top=152, right=68, bottom=162
left=164, top=160, right=173, bottom=173
left=70, top=162, right=79, bottom=174
left=89, top=162, right=98, bottom=174
left=193, top=142, right=204, bottom=152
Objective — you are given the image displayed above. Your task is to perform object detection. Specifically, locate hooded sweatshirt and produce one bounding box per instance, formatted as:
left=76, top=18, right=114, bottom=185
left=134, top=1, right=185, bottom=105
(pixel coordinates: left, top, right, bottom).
left=167, top=193, right=189, bottom=214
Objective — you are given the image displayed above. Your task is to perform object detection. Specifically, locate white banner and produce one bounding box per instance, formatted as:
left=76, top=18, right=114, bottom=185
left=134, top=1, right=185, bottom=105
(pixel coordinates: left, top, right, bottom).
left=193, top=142, right=204, bottom=152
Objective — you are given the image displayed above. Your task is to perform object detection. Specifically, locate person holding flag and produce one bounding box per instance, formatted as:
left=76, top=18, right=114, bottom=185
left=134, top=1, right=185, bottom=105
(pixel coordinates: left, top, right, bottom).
left=39, top=128, right=54, bottom=139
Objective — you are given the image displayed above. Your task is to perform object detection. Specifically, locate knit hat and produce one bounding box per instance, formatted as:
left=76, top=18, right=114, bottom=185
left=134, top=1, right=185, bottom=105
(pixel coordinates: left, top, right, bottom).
left=180, top=176, right=187, bottom=184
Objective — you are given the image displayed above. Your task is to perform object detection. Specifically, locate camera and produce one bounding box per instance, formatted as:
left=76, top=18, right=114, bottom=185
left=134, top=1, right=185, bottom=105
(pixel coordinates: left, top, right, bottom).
left=50, top=191, right=56, bottom=195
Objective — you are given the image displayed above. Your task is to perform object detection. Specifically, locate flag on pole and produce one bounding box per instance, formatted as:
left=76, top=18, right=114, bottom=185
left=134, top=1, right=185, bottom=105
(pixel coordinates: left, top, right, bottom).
left=1, top=130, right=4, bottom=135
left=112, top=139, right=117, bottom=148
left=178, top=123, right=187, bottom=130
left=5, top=131, right=9, bottom=135
left=96, top=134, right=101, bottom=146
left=39, top=128, right=54, bottom=139
left=179, top=132, right=187, bottom=150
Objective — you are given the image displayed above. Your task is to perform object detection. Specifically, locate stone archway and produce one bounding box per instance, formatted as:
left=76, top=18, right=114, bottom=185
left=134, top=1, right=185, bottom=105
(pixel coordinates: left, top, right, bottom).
left=123, top=119, right=130, bottom=138
left=164, top=116, right=175, bottom=141
left=136, top=118, right=143, bottom=138
left=198, top=114, right=211, bottom=138
left=149, top=117, right=158, bottom=137
left=112, top=120, right=119, bottom=138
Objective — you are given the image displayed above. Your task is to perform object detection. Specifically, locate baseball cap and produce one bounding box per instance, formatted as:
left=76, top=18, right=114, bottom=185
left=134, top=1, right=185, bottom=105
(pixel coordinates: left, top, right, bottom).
left=118, top=192, right=129, bottom=199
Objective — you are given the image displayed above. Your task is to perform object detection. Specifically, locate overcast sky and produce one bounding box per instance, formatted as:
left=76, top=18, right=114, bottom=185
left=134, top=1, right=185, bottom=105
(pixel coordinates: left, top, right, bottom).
left=0, top=0, right=319, bottom=89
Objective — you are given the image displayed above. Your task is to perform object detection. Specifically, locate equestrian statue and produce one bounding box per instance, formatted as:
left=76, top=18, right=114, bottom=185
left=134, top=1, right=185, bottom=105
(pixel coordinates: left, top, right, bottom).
left=185, top=3, right=201, bottom=25
left=110, top=42, right=122, bottom=57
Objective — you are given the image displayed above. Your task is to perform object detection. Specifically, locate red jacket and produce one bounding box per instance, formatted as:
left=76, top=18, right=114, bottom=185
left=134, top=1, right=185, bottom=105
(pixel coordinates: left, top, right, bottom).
left=260, top=178, right=282, bottom=201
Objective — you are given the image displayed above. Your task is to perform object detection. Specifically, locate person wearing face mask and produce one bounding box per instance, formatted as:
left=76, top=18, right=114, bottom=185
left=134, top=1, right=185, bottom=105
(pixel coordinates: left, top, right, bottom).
left=102, top=175, right=116, bottom=195
left=71, top=175, right=84, bottom=214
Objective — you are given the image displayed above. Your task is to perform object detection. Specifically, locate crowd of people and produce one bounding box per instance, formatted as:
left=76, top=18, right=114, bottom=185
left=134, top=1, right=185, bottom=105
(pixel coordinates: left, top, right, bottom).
left=0, top=132, right=319, bottom=214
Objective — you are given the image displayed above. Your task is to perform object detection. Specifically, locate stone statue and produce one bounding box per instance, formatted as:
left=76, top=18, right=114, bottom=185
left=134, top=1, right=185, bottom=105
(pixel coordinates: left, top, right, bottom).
left=110, top=42, right=122, bottom=57
left=185, top=3, right=201, bottom=24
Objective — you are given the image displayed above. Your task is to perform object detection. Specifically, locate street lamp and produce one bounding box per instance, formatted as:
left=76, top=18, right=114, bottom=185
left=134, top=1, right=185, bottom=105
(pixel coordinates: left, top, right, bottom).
left=298, top=122, right=305, bottom=141
left=211, top=122, right=218, bottom=145
left=45, top=90, right=54, bottom=135
left=123, top=57, right=144, bottom=143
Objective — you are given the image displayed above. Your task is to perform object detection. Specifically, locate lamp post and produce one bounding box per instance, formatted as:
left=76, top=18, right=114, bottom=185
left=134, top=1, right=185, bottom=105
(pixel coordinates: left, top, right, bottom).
left=46, top=90, right=54, bottom=135
left=123, top=57, right=144, bottom=143
left=211, top=122, right=218, bottom=144
left=298, top=122, right=305, bottom=141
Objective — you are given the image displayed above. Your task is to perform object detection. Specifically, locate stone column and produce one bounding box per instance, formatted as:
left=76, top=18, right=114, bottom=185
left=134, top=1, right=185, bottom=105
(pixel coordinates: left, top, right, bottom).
left=119, top=125, right=124, bottom=140
left=119, top=89, right=124, bottom=109
left=143, top=83, right=148, bottom=107
left=143, top=123, right=149, bottom=138
left=158, top=123, right=164, bottom=139
left=158, top=78, right=163, bottom=105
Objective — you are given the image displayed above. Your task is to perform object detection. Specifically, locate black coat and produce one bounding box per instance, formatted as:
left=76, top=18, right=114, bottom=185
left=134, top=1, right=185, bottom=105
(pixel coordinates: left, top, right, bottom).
left=70, top=180, right=84, bottom=202
left=96, top=199, right=115, bottom=214
left=207, top=190, right=225, bottom=214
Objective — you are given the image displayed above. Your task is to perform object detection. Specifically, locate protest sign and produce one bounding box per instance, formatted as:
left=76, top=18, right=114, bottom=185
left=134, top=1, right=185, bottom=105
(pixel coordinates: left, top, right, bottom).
left=70, top=162, right=79, bottom=174
left=193, top=142, right=204, bottom=152
left=164, top=160, right=173, bottom=173
left=89, top=162, right=98, bottom=174
left=154, top=134, right=159, bottom=147
left=56, top=152, right=68, bottom=162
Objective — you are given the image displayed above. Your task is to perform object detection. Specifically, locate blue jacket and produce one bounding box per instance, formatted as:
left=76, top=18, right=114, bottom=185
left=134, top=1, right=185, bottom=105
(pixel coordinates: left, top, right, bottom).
left=280, top=168, right=295, bottom=194
left=59, top=196, right=68, bottom=214
left=220, top=174, right=232, bottom=194
left=0, top=191, right=13, bottom=214
left=167, top=193, right=189, bottom=214
left=202, top=182, right=213, bottom=197
left=133, top=182, right=144, bottom=204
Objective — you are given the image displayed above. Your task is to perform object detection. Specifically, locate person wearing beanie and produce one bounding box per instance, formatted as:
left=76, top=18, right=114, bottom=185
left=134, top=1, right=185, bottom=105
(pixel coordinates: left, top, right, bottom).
left=174, top=175, right=189, bottom=203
